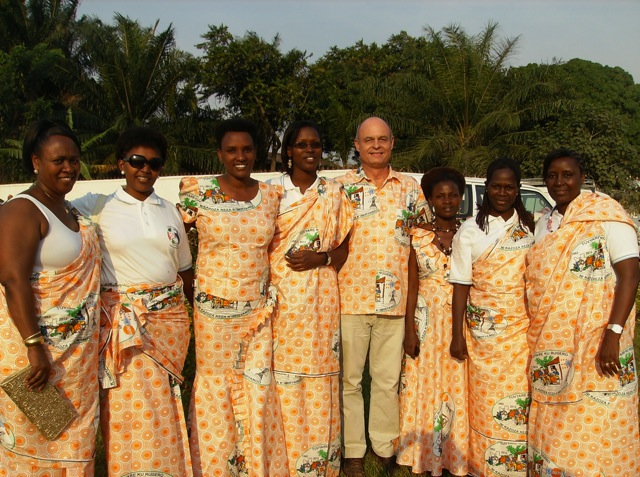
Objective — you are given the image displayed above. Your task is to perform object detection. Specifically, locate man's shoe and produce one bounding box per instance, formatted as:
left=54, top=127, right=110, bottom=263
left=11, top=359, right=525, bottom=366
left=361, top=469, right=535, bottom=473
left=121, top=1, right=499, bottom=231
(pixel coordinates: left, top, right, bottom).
left=373, top=451, right=398, bottom=476
left=342, top=457, right=365, bottom=477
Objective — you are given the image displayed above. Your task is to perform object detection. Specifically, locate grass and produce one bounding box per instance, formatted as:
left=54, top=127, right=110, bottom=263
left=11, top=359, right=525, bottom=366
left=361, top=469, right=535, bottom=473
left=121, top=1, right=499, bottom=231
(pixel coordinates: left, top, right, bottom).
left=93, top=307, right=640, bottom=476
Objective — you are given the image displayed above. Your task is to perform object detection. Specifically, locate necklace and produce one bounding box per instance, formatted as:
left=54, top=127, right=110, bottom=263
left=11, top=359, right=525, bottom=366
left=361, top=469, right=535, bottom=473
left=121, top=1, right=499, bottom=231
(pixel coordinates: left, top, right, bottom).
left=431, top=218, right=461, bottom=257
left=431, top=219, right=460, bottom=234
left=36, top=182, right=70, bottom=214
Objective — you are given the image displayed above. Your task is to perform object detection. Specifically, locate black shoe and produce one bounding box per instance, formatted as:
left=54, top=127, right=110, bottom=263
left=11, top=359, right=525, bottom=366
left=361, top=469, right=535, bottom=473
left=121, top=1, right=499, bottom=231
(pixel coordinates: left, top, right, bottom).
left=372, top=451, right=397, bottom=476
left=342, top=457, right=365, bottom=477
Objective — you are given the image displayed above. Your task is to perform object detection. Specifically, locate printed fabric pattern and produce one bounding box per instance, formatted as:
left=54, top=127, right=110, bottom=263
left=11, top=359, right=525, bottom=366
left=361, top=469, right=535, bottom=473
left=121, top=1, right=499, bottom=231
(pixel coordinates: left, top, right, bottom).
left=98, top=280, right=193, bottom=477
left=269, top=177, right=353, bottom=477
left=466, top=221, right=533, bottom=477
left=396, top=227, right=469, bottom=476
left=525, top=192, right=640, bottom=477
left=0, top=218, right=101, bottom=476
left=179, top=176, right=288, bottom=477
left=336, top=167, right=429, bottom=316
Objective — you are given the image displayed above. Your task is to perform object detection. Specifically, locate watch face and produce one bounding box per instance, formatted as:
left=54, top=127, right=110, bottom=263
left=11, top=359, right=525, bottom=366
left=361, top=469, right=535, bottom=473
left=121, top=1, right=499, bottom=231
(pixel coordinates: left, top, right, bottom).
left=607, top=324, right=624, bottom=334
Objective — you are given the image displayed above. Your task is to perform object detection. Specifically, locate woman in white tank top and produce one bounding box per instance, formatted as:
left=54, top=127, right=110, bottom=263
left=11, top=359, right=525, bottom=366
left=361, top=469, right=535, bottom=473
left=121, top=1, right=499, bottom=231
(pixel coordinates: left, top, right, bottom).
left=0, top=120, right=102, bottom=475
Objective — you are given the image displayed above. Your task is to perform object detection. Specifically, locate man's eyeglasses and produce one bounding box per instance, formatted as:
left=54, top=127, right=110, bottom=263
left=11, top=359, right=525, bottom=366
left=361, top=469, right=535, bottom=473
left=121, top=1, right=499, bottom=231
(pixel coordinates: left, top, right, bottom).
left=293, top=141, right=322, bottom=150
left=123, top=154, right=165, bottom=171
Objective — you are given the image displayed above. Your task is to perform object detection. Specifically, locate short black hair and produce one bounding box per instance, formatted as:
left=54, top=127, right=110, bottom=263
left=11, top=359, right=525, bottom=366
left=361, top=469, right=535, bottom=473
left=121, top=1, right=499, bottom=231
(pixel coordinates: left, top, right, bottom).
left=281, top=120, right=321, bottom=175
left=215, top=118, right=258, bottom=148
left=543, top=148, right=585, bottom=178
left=115, top=126, right=168, bottom=160
left=22, top=120, right=81, bottom=174
left=421, top=167, right=466, bottom=198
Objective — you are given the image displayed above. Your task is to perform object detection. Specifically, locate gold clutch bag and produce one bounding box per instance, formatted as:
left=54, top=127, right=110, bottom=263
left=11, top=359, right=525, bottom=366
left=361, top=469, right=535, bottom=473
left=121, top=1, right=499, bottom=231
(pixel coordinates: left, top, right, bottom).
left=0, top=366, right=77, bottom=441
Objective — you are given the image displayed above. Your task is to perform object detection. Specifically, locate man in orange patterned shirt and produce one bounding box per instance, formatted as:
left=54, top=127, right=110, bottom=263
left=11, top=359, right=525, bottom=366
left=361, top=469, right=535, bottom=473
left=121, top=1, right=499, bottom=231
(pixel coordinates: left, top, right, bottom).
left=336, top=117, right=428, bottom=477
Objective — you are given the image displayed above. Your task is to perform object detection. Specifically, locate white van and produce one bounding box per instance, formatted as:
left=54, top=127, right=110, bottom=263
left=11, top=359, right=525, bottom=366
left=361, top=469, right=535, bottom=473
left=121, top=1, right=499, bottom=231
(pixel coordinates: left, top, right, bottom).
left=0, top=169, right=554, bottom=220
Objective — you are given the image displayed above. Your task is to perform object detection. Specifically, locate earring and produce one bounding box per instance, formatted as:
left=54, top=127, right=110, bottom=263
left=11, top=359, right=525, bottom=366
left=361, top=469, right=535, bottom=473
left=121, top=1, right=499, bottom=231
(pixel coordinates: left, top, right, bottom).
left=120, top=170, right=125, bottom=176
left=34, top=169, right=39, bottom=175
left=288, top=158, right=292, bottom=169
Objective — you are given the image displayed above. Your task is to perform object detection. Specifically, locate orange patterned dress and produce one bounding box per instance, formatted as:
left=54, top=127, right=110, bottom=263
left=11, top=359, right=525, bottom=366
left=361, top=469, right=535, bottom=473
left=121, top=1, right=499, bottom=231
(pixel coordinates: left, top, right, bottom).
left=397, top=227, right=469, bottom=476
left=98, top=281, right=192, bottom=477
left=0, top=218, right=101, bottom=477
left=458, top=221, right=533, bottom=477
left=526, top=192, right=640, bottom=477
left=268, top=177, right=353, bottom=477
left=180, top=177, right=288, bottom=477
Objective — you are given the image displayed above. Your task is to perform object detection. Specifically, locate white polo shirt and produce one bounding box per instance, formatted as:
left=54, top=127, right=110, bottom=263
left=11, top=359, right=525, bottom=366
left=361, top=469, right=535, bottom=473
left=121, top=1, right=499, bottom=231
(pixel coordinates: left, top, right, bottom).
left=73, top=188, right=192, bottom=285
left=449, top=212, right=523, bottom=285
left=267, top=173, right=320, bottom=212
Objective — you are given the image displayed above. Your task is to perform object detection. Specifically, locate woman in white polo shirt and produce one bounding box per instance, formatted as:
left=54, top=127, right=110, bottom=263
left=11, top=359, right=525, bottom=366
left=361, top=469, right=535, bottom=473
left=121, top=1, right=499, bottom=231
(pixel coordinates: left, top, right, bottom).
left=449, top=158, right=534, bottom=477
left=72, top=127, right=194, bottom=477
left=525, top=149, right=640, bottom=476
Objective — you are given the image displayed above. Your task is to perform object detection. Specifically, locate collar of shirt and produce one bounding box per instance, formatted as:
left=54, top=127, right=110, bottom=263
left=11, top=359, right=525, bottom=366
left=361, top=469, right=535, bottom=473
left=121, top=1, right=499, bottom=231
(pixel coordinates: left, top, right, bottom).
left=282, top=174, right=320, bottom=193
left=487, top=210, right=518, bottom=227
left=114, top=186, right=162, bottom=205
left=354, top=165, right=401, bottom=185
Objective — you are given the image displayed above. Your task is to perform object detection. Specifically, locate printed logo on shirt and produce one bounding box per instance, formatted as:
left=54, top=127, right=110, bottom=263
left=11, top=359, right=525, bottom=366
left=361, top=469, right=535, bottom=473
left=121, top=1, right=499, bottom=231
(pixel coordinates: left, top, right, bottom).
left=331, top=329, right=340, bottom=360
left=39, top=292, right=99, bottom=351
left=167, top=225, right=180, bottom=248
left=569, top=235, right=612, bottom=282
left=465, top=304, right=508, bottom=339
left=433, top=393, right=455, bottom=457
left=414, top=294, right=429, bottom=342
left=296, top=440, right=341, bottom=476
left=274, top=371, right=302, bottom=386
left=485, top=441, right=528, bottom=476
left=393, top=190, right=421, bottom=245
left=244, top=367, right=272, bottom=385
left=528, top=447, right=564, bottom=477
left=500, top=224, right=534, bottom=251
left=287, top=227, right=320, bottom=255
left=530, top=351, right=575, bottom=396
left=617, top=345, right=638, bottom=395
left=375, top=270, right=402, bottom=313
left=0, top=413, right=16, bottom=450
left=344, top=183, right=379, bottom=218
left=492, top=393, right=530, bottom=434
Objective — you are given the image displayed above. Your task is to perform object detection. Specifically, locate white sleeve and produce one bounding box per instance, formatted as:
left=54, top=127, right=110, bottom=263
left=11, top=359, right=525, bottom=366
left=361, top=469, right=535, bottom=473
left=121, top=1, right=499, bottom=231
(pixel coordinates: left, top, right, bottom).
left=171, top=206, right=193, bottom=272
left=603, top=221, right=639, bottom=263
left=70, top=192, right=99, bottom=216
left=449, top=223, right=474, bottom=285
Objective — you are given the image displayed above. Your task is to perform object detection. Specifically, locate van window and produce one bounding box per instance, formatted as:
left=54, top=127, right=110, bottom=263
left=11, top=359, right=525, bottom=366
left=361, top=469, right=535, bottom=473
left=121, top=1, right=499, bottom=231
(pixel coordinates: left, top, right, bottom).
left=458, top=184, right=474, bottom=217
left=521, top=189, right=552, bottom=216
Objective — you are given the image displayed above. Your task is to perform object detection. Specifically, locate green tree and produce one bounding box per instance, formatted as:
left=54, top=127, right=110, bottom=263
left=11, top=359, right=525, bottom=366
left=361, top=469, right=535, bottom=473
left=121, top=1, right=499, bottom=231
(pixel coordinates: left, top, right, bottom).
left=365, top=22, right=563, bottom=174
left=72, top=14, right=210, bottom=176
left=198, top=25, right=310, bottom=171
left=0, top=0, right=82, bottom=181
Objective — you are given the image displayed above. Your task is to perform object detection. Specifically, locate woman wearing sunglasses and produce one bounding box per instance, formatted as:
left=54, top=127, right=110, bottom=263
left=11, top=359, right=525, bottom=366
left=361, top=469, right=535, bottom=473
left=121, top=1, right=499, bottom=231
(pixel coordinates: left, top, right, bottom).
left=0, top=120, right=101, bottom=475
left=179, top=118, right=287, bottom=476
left=73, top=126, right=194, bottom=477
left=267, top=120, right=353, bottom=476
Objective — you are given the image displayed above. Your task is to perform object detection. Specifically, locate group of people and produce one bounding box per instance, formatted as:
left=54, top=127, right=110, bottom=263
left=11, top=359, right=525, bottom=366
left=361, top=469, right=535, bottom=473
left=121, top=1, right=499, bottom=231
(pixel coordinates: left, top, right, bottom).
left=0, top=115, right=638, bottom=477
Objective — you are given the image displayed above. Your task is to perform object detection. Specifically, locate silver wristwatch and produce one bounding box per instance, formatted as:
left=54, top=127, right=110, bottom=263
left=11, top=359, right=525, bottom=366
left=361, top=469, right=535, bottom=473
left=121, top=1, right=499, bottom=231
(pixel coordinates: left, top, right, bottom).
left=606, top=323, right=624, bottom=334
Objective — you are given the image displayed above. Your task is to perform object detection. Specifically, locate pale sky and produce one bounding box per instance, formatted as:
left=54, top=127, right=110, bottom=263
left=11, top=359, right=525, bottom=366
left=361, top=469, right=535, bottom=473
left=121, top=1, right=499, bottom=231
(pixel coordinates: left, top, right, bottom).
left=77, top=0, right=640, bottom=82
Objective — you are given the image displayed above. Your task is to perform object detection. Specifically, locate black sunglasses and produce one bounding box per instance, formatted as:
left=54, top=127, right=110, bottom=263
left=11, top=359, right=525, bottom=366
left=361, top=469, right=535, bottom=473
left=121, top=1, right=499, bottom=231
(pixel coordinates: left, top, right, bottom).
left=123, top=154, right=165, bottom=171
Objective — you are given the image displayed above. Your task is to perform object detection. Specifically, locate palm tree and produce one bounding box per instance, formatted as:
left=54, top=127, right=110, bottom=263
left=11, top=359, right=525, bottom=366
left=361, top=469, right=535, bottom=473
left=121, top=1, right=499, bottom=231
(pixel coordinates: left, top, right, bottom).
left=367, top=22, right=563, bottom=174
left=71, top=14, right=214, bottom=176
